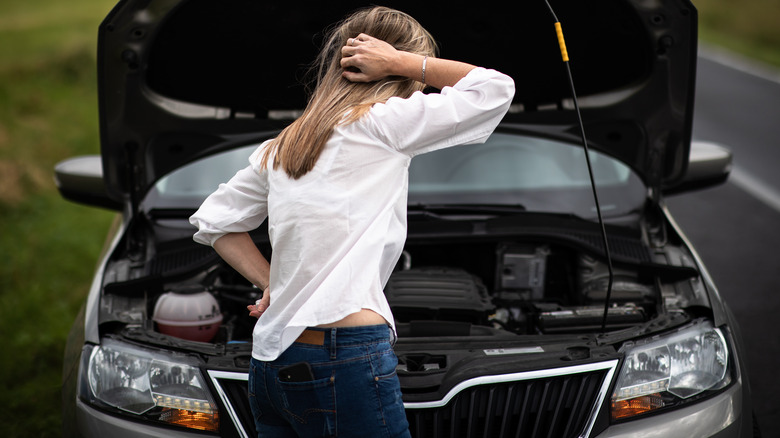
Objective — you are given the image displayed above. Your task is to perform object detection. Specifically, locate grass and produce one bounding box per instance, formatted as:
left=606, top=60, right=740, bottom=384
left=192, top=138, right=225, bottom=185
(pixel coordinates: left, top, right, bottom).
left=0, top=0, right=778, bottom=437
left=0, top=0, right=116, bottom=436
left=696, top=0, right=780, bottom=67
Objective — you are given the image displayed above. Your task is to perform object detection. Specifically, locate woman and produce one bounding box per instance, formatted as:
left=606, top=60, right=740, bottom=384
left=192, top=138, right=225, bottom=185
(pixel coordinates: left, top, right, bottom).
left=190, top=6, right=514, bottom=437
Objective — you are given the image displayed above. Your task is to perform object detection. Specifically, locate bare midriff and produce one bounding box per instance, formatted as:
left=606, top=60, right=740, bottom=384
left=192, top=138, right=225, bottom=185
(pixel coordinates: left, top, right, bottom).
left=316, top=308, right=387, bottom=328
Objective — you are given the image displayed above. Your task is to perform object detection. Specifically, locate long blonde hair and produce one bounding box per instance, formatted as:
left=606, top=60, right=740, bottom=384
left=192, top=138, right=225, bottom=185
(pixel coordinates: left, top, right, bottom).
left=260, top=6, right=437, bottom=179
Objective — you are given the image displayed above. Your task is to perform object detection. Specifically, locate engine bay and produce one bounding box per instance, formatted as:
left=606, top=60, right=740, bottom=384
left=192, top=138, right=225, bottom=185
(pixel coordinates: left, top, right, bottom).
left=97, top=211, right=706, bottom=353
left=108, top=238, right=688, bottom=347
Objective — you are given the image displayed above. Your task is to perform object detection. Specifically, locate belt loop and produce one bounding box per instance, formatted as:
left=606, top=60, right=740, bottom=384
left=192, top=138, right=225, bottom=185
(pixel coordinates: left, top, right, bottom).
left=330, top=328, right=337, bottom=359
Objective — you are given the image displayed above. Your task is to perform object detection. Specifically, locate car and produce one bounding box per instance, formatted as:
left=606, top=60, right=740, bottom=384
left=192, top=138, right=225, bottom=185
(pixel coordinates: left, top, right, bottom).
left=56, top=0, right=757, bottom=437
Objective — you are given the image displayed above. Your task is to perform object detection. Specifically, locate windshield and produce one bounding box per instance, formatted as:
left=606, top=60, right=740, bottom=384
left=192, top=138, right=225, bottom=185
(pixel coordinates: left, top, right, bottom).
left=146, top=131, right=646, bottom=219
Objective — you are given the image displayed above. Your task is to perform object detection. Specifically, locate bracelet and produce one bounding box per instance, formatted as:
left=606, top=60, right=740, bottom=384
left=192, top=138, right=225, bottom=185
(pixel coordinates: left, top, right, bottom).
left=421, top=55, right=427, bottom=84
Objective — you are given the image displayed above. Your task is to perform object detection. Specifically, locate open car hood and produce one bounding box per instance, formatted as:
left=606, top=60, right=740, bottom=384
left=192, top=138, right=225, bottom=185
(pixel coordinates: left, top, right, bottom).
left=98, top=0, right=697, bottom=203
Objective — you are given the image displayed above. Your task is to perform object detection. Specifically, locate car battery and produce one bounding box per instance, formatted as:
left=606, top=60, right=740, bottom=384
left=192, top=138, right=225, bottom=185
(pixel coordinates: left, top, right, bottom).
left=495, top=244, right=550, bottom=300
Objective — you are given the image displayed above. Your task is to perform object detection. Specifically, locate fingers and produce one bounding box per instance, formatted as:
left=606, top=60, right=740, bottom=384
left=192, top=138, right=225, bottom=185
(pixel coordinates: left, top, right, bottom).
left=341, top=45, right=357, bottom=58
left=247, top=290, right=270, bottom=318
left=340, top=48, right=367, bottom=82
left=341, top=34, right=390, bottom=83
left=342, top=71, right=367, bottom=83
left=247, top=303, right=266, bottom=318
left=350, top=33, right=369, bottom=46
left=246, top=305, right=261, bottom=318
left=341, top=34, right=367, bottom=58
left=340, top=56, right=365, bottom=80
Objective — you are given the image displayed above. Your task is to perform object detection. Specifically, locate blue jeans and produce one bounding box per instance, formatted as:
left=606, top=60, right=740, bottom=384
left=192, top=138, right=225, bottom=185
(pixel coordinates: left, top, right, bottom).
left=248, top=325, right=411, bottom=437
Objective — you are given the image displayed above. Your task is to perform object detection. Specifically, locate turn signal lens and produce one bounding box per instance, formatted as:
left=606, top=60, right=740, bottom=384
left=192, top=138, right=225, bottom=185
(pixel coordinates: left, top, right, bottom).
left=611, top=393, right=664, bottom=420
left=160, top=408, right=219, bottom=431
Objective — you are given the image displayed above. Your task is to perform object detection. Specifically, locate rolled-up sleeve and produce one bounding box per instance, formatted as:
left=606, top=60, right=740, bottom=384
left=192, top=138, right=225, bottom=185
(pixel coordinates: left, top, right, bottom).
left=189, top=163, right=269, bottom=246
left=364, top=67, right=515, bottom=157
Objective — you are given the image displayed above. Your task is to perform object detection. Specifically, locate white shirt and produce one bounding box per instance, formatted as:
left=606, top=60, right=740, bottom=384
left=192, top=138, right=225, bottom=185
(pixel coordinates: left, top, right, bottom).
left=190, top=67, right=514, bottom=361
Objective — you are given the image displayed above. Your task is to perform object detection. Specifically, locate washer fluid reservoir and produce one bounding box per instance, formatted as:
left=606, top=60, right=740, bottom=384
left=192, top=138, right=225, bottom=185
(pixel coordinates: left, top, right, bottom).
left=152, top=290, right=222, bottom=342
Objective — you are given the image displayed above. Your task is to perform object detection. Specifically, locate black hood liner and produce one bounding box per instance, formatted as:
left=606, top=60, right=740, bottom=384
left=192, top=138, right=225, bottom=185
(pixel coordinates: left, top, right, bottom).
left=146, top=0, right=651, bottom=113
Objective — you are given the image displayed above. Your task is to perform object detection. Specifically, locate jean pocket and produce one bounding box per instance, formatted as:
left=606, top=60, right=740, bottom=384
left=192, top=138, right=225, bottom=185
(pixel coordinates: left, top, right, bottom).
left=277, top=373, right=337, bottom=436
left=372, top=347, right=399, bottom=380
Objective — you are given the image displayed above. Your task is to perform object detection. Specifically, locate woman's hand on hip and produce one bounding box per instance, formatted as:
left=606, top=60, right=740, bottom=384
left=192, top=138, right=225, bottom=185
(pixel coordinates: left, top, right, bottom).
left=247, top=286, right=270, bottom=318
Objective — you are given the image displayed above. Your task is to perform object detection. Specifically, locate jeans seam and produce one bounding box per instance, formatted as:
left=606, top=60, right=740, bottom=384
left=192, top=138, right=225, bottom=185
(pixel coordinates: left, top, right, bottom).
left=261, top=360, right=285, bottom=421
left=248, top=361, right=262, bottom=424
left=367, top=345, right=390, bottom=429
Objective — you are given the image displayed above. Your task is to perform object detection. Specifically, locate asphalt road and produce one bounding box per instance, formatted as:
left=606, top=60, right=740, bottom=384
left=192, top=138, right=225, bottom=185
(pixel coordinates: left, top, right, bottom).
left=665, top=48, right=780, bottom=437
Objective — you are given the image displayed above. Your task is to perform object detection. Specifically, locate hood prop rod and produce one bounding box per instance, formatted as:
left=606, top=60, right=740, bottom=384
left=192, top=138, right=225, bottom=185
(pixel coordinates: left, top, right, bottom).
left=544, top=0, right=615, bottom=332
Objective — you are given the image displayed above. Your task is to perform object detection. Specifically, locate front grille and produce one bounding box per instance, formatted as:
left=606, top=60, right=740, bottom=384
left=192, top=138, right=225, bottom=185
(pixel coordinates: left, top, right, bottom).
left=404, top=361, right=617, bottom=438
left=209, top=371, right=257, bottom=438
left=210, top=361, right=616, bottom=438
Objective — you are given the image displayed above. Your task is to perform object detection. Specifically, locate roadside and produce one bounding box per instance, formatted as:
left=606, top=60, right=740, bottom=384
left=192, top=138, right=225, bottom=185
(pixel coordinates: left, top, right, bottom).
left=694, top=45, right=780, bottom=212
left=699, top=44, right=780, bottom=89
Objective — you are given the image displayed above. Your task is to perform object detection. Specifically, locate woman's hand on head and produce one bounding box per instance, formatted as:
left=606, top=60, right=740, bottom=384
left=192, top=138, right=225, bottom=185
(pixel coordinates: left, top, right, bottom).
left=340, top=33, right=403, bottom=82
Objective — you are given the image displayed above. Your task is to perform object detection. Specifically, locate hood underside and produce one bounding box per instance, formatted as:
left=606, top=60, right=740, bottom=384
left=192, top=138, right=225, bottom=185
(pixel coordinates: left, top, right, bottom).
left=98, top=0, right=697, bottom=202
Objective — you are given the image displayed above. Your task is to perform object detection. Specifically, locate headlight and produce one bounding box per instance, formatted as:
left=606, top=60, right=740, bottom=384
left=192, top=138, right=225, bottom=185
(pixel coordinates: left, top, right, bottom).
left=81, top=338, right=219, bottom=431
left=611, top=320, right=731, bottom=421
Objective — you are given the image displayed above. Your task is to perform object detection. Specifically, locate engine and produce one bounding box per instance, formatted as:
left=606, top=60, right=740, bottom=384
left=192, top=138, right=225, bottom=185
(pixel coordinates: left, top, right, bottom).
left=143, top=240, right=658, bottom=344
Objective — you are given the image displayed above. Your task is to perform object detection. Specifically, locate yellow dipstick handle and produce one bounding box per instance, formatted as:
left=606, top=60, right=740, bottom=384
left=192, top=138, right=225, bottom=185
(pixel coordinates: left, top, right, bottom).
left=554, top=22, right=569, bottom=62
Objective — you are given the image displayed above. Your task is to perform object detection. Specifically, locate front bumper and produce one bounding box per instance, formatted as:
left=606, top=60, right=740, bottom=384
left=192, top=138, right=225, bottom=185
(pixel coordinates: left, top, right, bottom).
left=69, top=369, right=749, bottom=438
left=75, top=399, right=209, bottom=438
left=72, top=398, right=211, bottom=438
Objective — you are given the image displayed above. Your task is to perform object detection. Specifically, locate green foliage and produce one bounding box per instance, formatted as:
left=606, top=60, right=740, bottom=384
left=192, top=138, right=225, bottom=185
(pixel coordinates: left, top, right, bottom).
left=0, top=0, right=113, bottom=70
left=697, top=0, right=780, bottom=67
left=0, top=195, right=115, bottom=436
left=0, top=0, right=116, bottom=436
